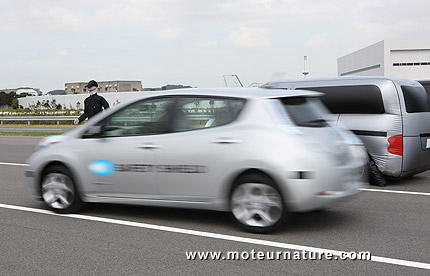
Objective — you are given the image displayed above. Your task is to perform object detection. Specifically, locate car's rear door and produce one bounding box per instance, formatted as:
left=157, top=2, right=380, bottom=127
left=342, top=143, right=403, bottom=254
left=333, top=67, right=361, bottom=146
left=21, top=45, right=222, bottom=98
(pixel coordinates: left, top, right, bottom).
left=151, top=96, right=246, bottom=203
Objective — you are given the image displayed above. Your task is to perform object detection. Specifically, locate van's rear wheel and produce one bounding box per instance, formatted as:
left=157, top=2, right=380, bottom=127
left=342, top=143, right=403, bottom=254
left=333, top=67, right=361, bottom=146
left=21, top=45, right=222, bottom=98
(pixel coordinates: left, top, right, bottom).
left=230, top=174, right=286, bottom=233
left=368, top=158, right=387, bottom=187
left=41, top=165, right=83, bottom=213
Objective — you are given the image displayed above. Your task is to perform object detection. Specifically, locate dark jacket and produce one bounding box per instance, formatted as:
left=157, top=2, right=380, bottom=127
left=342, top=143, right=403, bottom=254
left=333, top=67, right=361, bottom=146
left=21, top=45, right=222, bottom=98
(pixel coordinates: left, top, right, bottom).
left=78, top=93, right=109, bottom=123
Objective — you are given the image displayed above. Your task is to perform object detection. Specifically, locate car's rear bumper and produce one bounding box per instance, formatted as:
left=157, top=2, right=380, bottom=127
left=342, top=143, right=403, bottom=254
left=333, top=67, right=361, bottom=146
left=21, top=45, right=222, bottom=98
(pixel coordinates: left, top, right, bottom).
left=282, top=163, right=368, bottom=212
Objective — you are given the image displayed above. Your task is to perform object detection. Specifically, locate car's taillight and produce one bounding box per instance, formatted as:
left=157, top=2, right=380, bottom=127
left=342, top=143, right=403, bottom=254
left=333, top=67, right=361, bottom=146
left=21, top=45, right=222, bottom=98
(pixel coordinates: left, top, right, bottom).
left=387, top=135, right=403, bottom=156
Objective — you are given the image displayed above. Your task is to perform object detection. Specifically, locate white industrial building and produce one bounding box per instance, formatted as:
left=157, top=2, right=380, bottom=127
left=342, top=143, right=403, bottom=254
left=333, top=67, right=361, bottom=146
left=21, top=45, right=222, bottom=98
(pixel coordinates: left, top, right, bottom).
left=65, top=80, right=142, bottom=94
left=18, top=83, right=194, bottom=109
left=337, top=40, right=430, bottom=80
left=18, top=91, right=150, bottom=109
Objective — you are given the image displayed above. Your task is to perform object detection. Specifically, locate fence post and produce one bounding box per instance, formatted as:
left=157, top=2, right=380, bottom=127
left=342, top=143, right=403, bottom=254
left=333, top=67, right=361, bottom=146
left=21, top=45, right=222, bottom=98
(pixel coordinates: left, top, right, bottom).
left=28, top=120, right=30, bottom=126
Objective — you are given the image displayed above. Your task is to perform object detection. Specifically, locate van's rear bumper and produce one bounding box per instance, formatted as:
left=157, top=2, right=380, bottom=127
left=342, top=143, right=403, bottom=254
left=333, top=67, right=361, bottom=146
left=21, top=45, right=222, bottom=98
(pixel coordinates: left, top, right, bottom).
left=402, top=136, right=430, bottom=176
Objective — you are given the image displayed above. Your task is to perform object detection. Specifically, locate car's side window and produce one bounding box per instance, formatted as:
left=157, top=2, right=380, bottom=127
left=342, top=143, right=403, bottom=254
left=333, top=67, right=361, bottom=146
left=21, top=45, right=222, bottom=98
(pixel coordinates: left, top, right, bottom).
left=96, top=98, right=175, bottom=137
left=172, top=97, right=245, bottom=132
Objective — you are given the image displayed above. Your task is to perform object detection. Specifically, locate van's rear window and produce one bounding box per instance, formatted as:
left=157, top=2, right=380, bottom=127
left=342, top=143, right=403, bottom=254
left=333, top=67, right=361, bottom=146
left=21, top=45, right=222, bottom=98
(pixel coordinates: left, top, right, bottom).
left=401, top=85, right=430, bottom=113
left=297, top=85, right=385, bottom=114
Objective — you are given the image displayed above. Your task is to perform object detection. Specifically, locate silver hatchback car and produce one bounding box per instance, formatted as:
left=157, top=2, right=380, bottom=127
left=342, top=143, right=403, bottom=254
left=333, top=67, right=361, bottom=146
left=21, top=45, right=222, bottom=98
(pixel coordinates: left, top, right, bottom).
left=25, top=88, right=367, bottom=232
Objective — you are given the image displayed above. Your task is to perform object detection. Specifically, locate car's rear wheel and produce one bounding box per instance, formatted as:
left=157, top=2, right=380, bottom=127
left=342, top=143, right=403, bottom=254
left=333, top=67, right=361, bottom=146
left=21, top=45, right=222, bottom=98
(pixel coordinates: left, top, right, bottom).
left=41, top=165, right=82, bottom=213
left=230, top=174, right=286, bottom=233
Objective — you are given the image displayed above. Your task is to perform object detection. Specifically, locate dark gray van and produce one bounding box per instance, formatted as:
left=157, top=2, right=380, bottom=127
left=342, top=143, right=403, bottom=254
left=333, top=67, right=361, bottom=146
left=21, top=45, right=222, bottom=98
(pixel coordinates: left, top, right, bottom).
left=262, top=76, right=430, bottom=186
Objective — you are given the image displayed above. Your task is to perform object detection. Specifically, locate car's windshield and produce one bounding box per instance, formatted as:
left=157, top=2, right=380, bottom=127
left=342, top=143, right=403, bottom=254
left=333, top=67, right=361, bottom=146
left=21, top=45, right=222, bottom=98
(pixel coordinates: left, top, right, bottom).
left=278, top=97, right=330, bottom=127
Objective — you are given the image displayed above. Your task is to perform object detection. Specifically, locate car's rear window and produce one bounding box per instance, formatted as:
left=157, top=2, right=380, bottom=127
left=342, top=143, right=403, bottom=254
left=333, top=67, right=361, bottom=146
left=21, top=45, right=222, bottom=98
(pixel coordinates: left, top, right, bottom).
left=401, top=85, right=430, bottom=113
left=297, top=85, right=385, bottom=114
left=278, top=97, right=328, bottom=127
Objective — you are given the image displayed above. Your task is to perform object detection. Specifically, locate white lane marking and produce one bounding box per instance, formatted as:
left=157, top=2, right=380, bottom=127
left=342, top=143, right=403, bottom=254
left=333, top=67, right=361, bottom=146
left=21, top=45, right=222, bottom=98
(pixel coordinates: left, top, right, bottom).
left=0, top=203, right=429, bottom=270
left=359, top=188, right=430, bottom=196
left=0, top=162, right=29, bottom=167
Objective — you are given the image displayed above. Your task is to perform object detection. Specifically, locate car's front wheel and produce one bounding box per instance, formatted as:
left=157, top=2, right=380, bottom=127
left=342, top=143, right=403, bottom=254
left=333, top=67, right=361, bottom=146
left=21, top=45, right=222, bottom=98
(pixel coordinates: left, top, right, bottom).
left=230, top=174, right=286, bottom=233
left=41, top=165, right=83, bottom=213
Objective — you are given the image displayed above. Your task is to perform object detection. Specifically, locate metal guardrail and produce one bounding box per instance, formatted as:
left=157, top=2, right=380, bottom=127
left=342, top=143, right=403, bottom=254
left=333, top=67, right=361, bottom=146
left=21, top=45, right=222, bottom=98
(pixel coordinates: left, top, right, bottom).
left=110, top=114, right=213, bottom=122
left=0, top=115, right=213, bottom=126
left=0, top=116, right=78, bottom=126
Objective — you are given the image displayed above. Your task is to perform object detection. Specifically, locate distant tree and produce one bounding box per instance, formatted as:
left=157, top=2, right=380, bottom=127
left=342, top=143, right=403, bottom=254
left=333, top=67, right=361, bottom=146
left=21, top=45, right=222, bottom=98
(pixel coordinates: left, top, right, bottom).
left=209, top=99, right=215, bottom=113
left=42, top=100, right=51, bottom=109
left=194, top=100, right=200, bottom=110
left=0, top=92, right=7, bottom=107
left=44, top=101, right=51, bottom=109
left=7, top=92, right=16, bottom=106
left=51, top=99, right=57, bottom=109
left=12, top=98, right=19, bottom=109
left=0, top=92, right=16, bottom=107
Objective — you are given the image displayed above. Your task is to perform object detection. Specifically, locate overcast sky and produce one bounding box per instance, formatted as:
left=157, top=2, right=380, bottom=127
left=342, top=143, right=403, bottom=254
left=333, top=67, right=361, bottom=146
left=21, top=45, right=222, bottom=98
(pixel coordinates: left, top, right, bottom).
left=0, top=0, right=428, bottom=92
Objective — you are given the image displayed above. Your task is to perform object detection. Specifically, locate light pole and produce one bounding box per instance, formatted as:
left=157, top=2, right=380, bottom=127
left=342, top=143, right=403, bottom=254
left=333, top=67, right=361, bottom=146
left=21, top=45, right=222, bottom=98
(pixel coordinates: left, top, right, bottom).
left=303, top=56, right=309, bottom=78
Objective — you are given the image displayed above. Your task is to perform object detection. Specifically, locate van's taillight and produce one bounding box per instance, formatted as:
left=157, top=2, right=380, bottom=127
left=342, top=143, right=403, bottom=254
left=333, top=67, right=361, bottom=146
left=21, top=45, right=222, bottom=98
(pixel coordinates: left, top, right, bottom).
left=387, top=135, right=403, bottom=156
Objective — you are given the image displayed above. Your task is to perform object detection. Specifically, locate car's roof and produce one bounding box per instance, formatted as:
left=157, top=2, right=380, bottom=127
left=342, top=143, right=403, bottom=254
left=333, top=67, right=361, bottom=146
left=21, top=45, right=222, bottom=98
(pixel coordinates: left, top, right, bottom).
left=263, top=76, right=420, bottom=86
left=139, top=87, right=321, bottom=99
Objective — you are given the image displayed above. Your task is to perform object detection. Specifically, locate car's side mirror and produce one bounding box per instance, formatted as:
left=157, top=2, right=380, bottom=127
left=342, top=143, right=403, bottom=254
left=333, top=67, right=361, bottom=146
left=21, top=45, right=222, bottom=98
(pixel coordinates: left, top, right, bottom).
left=82, top=125, right=104, bottom=138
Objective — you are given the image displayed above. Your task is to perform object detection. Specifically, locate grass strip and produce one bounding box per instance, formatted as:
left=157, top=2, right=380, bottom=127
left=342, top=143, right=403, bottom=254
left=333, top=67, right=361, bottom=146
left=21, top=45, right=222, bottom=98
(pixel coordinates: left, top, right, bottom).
left=0, top=131, right=64, bottom=137
left=0, top=124, right=76, bottom=127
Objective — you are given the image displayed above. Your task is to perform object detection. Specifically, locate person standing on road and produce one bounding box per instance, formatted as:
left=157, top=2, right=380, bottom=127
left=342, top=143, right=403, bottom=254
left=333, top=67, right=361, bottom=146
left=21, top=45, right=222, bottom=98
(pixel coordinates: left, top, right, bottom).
left=74, top=80, right=110, bottom=124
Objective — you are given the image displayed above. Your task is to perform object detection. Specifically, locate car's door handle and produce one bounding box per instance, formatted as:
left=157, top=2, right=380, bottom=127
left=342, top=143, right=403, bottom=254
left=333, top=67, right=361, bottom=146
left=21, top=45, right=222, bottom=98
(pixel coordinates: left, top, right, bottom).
left=213, top=138, right=241, bottom=144
left=137, top=144, right=162, bottom=150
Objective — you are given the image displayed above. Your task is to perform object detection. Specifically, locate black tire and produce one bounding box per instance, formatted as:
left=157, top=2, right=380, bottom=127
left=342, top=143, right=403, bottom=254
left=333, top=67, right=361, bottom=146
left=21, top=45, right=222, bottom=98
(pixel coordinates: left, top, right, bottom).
left=230, top=174, right=287, bottom=233
left=40, top=165, right=83, bottom=213
left=368, top=158, right=387, bottom=187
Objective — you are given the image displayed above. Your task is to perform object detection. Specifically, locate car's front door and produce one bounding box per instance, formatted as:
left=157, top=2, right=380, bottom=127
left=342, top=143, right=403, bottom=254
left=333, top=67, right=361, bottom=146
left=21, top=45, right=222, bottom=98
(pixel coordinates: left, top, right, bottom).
left=80, top=97, right=175, bottom=199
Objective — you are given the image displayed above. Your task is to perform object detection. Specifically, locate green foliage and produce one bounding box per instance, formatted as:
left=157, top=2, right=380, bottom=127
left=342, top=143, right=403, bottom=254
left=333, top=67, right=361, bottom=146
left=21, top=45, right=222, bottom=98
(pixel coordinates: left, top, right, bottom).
left=12, top=98, right=19, bottom=109
left=0, top=120, right=75, bottom=126
left=42, top=100, right=51, bottom=109
left=0, top=131, right=65, bottom=136
left=0, top=108, right=83, bottom=118
left=0, top=92, right=16, bottom=107
left=0, top=92, right=32, bottom=108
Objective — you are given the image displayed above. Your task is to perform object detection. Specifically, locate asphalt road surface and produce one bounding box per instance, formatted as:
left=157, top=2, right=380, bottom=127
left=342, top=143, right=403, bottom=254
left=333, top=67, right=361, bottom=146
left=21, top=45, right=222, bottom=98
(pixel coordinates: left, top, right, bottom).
left=0, top=136, right=429, bottom=275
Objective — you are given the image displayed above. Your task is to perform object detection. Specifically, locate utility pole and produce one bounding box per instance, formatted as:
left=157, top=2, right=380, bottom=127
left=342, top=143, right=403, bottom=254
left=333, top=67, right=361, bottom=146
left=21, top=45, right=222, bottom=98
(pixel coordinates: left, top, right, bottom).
left=303, top=56, right=309, bottom=78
